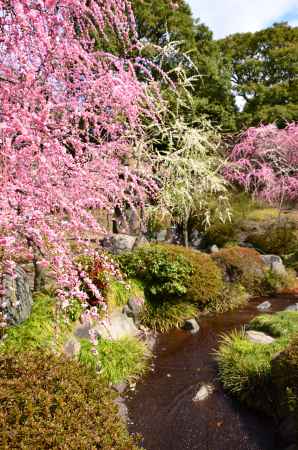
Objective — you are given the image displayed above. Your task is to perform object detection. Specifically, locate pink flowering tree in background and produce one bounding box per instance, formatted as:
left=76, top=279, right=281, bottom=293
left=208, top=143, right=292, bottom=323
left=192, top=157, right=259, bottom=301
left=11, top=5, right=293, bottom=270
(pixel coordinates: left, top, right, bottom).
left=0, top=0, right=160, bottom=318
left=225, top=123, right=298, bottom=207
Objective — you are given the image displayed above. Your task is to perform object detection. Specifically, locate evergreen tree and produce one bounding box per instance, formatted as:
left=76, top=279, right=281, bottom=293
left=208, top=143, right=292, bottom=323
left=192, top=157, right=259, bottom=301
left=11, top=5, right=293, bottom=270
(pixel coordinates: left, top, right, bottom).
left=220, top=22, right=298, bottom=128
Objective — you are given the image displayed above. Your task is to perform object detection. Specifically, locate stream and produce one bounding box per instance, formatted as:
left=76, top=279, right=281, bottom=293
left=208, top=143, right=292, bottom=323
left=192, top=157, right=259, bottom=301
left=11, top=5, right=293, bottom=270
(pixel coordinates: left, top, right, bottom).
left=127, top=294, right=298, bottom=450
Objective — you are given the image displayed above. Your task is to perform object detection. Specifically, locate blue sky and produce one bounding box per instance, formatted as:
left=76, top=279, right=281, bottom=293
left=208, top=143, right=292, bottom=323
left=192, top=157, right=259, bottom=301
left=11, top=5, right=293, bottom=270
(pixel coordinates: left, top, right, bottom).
left=187, top=0, right=298, bottom=38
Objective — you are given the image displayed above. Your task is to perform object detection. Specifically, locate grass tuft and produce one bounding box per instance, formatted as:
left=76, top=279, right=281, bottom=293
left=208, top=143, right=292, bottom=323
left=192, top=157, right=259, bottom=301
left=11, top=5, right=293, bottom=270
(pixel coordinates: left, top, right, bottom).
left=141, top=299, right=198, bottom=333
left=79, top=336, right=150, bottom=384
left=0, top=293, right=72, bottom=354
left=106, top=278, right=145, bottom=310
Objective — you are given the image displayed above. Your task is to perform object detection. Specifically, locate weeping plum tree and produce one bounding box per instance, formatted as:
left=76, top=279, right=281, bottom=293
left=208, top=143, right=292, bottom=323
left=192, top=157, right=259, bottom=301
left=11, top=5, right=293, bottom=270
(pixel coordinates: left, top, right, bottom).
left=155, top=117, right=231, bottom=247
left=0, top=0, right=160, bottom=316
left=225, top=123, right=298, bottom=207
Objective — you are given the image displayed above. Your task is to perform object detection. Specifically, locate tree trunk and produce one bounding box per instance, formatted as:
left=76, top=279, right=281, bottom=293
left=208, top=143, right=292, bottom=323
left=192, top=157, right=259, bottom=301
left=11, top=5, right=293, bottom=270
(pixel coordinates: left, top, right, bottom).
left=183, top=219, right=189, bottom=247
left=33, top=256, right=45, bottom=292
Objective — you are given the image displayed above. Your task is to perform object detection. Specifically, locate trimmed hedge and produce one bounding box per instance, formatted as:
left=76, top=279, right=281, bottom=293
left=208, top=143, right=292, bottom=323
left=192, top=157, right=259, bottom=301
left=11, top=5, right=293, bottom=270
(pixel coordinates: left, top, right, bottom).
left=0, top=351, right=140, bottom=450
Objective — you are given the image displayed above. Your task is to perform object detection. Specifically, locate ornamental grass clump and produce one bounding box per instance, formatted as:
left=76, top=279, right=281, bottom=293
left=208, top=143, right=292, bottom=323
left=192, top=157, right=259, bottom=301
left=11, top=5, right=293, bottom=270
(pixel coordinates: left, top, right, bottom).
left=0, top=351, right=141, bottom=450
left=216, top=312, right=298, bottom=414
left=79, top=337, right=150, bottom=384
left=215, top=328, right=284, bottom=411
left=141, top=300, right=198, bottom=333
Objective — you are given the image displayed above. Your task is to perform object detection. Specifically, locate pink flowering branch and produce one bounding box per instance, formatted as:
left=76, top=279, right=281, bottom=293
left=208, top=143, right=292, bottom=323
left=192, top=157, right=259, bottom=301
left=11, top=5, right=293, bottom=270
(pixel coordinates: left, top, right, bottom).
left=224, top=123, right=298, bottom=205
left=0, top=0, right=160, bottom=316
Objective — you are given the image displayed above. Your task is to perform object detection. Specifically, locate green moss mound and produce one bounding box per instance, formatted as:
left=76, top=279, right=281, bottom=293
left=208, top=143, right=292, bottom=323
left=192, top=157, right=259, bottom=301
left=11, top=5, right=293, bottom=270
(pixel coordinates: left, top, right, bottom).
left=212, top=246, right=267, bottom=294
left=0, top=352, right=140, bottom=450
left=106, top=279, right=145, bottom=309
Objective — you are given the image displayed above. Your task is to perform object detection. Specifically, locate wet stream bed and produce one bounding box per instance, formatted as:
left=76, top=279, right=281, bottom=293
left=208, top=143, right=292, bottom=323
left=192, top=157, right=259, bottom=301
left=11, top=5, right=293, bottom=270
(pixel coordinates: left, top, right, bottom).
left=126, top=295, right=298, bottom=450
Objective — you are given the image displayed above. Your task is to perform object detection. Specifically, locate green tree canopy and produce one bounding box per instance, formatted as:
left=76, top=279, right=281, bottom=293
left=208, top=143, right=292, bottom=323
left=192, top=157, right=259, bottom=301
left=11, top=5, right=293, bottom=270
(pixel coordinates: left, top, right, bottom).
left=219, top=22, right=298, bottom=128
left=130, top=0, right=236, bottom=130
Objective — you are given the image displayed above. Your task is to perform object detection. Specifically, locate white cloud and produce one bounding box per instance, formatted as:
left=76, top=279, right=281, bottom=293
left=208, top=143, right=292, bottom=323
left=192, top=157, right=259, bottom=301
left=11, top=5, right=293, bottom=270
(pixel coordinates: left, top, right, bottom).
left=187, top=0, right=298, bottom=38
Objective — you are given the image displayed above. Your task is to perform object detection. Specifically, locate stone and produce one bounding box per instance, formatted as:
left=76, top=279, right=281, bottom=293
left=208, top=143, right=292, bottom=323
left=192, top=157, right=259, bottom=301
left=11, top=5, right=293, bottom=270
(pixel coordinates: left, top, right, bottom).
left=246, top=330, right=275, bottom=344
left=1, top=265, right=33, bottom=326
left=134, top=235, right=149, bottom=249
left=286, top=304, right=298, bottom=312
left=74, top=321, right=92, bottom=339
left=261, top=254, right=287, bottom=276
left=156, top=230, right=167, bottom=242
left=100, top=234, right=137, bottom=255
left=210, top=244, right=219, bottom=253
left=127, top=296, right=145, bottom=319
left=145, top=333, right=157, bottom=352
left=93, top=309, right=138, bottom=340
left=261, top=254, right=283, bottom=266
left=193, top=384, right=214, bottom=402
left=257, top=301, right=271, bottom=311
left=182, top=319, right=200, bottom=334
left=63, top=337, right=81, bottom=358
left=114, top=396, right=128, bottom=422
left=122, top=304, right=134, bottom=318
left=112, top=382, right=128, bottom=394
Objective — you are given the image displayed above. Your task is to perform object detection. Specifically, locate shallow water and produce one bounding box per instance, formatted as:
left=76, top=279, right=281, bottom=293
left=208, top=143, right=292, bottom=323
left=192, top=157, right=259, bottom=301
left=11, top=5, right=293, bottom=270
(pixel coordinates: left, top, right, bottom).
left=127, top=294, right=298, bottom=450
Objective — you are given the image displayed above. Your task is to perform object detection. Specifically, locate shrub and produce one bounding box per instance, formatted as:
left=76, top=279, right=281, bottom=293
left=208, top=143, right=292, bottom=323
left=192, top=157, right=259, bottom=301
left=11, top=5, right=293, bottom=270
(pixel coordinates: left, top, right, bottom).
left=246, top=220, right=298, bottom=256
left=207, top=283, right=248, bottom=313
left=79, top=337, right=149, bottom=384
left=212, top=246, right=267, bottom=294
left=263, top=268, right=297, bottom=293
left=117, top=245, right=192, bottom=300
left=161, top=244, right=226, bottom=307
left=76, top=253, right=123, bottom=306
left=0, top=352, right=140, bottom=450
left=141, top=300, right=198, bottom=333
left=203, top=221, right=239, bottom=248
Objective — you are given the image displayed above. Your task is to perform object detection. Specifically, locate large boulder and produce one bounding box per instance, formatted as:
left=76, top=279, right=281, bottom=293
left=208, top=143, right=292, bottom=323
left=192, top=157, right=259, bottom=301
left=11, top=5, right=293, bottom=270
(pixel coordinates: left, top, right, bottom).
left=246, top=330, right=275, bottom=344
left=1, top=266, right=33, bottom=326
left=100, top=234, right=137, bottom=255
